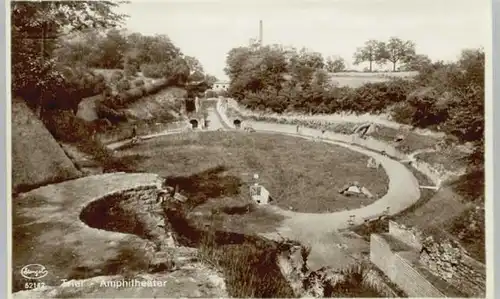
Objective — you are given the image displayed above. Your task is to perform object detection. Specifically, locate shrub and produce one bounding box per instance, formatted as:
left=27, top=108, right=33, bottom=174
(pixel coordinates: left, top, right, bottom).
left=116, top=79, right=131, bottom=93
left=133, top=79, right=145, bottom=87
left=406, top=87, right=449, bottom=128
left=43, top=110, right=93, bottom=142
left=124, top=59, right=139, bottom=77
left=110, top=70, right=124, bottom=83
left=140, top=63, right=170, bottom=79
left=121, top=87, right=144, bottom=105
left=390, top=102, right=415, bottom=125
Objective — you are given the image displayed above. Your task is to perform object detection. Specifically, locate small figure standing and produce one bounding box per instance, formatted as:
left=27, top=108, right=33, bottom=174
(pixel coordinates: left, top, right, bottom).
left=296, top=125, right=300, bottom=134
left=131, top=124, right=138, bottom=138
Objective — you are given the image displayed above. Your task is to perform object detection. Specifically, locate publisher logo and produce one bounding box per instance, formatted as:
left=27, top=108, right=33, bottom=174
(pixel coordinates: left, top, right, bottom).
left=21, top=264, right=48, bottom=280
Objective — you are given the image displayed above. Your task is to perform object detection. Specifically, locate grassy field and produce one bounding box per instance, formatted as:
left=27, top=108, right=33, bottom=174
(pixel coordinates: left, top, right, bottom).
left=116, top=131, right=389, bottom=231
left=329, top=71, right=418, bottom=88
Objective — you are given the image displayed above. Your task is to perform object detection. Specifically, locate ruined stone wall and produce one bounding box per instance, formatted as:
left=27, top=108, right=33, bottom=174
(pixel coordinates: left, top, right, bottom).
left=388, top=221, right=423, bottom=251
left=387, top=221, right=486, bottom=297
left=370, top=234, right=445, bottom=297
left=420, top=237, right=486, bottom=297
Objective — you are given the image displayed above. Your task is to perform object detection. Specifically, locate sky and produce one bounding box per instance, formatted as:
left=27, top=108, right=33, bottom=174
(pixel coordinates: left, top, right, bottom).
left=115, top=0, right=490, bottom=80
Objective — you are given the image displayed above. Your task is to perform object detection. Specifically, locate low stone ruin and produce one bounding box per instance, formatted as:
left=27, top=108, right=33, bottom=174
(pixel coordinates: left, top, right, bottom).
left=338, top=181, right=374, bottom=199
left=244, top=125, right=255, bottom=132
left=367, top=157, right=381, bottom=169
left=158, top=185, right=187, bottom=204
left=370, top=221, right=486, bottom=297
left=352, top=122, right=378, bottom=139
left=249, top=183, right=271, bottom=205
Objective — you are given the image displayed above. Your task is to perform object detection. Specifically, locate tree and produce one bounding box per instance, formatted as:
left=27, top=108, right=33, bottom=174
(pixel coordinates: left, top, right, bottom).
left=378, top=37, right=416, bottom=71
left=225, top=45, right=288, bottom=99
left=11, top=1, right=127, bottom=114
left=288, top=48, right=324, bottom=89
left=353, top=40, right=385, bottom=72
left=325, top=56, right=346, bottom=72
left=204, top=74, right=218, bottom=86
left=188, top=70, right=206, bottom=83
left=443, top=48, right=484, bottom=142
left=184, top=55, right=204, bottom=74
left=52, top=29, right=103, bottom=67
left=97, top=28, right=128, bottom=68
left=400, top=54, right=432, bottom=71
left=167, top=57, right=190, bottom=85
left=143, top=34, right=180, bottom=64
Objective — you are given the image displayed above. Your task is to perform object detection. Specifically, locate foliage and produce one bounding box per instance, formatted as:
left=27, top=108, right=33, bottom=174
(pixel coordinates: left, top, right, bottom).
left=116, top=79, right=131, bottom=92
left=325, top=56, right=346, bottom=72
left=353, top=40, right=386, bottom=72
left=133, top=79, right=145, bottom=87
left=140, top=63, right=170, bottom=78
left=184, top=55, right=204, bottom=74
left=123, top=54, right=139, bottom=76
left=378, top=37, right=416, bottom=71
left=224, top=41, right=484, bottom=181
left=400, top=54, right=432, bottom=71
left=225, top=45, right=288, bottom=100
left=11, top=1, right=127, bottom=113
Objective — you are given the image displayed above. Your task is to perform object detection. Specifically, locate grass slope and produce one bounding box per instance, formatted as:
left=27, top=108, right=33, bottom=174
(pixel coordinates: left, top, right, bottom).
left=12, top=97, right=81, bottom=193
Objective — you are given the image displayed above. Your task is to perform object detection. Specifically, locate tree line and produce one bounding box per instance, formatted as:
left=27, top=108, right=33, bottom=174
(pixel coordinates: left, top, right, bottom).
left=241, top=37, right=431, bottom=75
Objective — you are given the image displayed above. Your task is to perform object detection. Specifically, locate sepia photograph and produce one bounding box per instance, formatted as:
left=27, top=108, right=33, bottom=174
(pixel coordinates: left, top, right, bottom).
left=10, top=0, right=489, bottom=297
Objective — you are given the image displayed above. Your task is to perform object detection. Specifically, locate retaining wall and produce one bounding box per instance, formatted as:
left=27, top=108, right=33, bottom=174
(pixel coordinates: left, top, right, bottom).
left=370, top=234, right=445, bottom=297
left=387, top=221, right=486, bottom=297
left=420, top=237, right=486, bottom=297
left=388, top=221, right=423, bottom=251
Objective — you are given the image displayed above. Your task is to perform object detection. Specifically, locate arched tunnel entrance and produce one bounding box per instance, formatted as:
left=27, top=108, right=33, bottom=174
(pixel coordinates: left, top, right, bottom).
left=233, top=119, right=241, bottom=129
left=190, top=119, right=199, bottom=129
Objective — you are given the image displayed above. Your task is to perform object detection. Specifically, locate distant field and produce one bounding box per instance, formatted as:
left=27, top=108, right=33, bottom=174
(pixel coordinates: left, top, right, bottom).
left=330, top=71, right=419, bottom=78
left=329, top=71, right=418, bottom=88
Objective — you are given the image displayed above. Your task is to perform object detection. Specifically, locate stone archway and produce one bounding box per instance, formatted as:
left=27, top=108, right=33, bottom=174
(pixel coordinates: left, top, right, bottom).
left=190, top=119, right=199, bottom=129
left=233, top=119, right=242, bottom=129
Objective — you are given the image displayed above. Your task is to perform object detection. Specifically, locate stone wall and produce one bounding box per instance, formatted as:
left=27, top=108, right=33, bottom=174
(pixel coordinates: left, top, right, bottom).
left=387, top=221, right=486, bottom=297
left=420, top=236, right=486, bottom=297
left=388, top=221, right=423, bottom=251
left=370, top=234, right=445, bottom=297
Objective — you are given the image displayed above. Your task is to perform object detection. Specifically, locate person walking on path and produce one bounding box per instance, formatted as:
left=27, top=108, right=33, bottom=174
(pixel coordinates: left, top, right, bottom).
left=131, top=124, right=140, bottom=144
